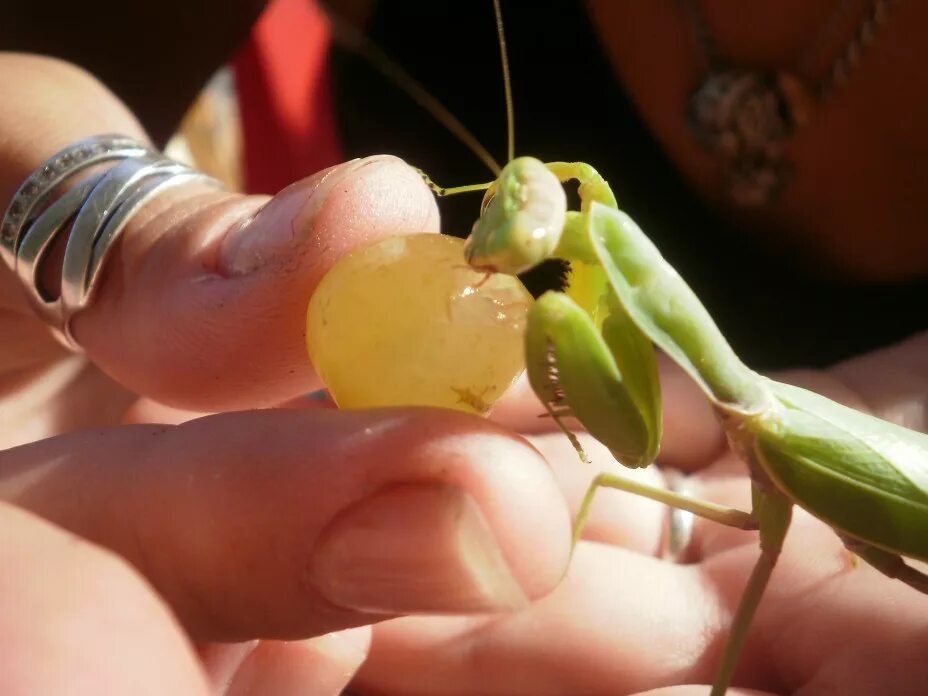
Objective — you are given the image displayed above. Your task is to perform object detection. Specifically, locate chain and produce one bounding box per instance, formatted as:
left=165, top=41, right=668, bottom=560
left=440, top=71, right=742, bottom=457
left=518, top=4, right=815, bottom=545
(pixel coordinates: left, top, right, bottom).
left=676, top=0, right=901, bottom=206
left=820, top=0, right=897, bottom=100
left=679, top=0, right=899, bottom=103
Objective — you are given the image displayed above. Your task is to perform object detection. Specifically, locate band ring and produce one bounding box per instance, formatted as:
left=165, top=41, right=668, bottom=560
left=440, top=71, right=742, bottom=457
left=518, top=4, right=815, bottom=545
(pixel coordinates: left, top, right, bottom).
left=661, top=469, right=696, bottom=562
left=1, top=134, right=223, bottom=350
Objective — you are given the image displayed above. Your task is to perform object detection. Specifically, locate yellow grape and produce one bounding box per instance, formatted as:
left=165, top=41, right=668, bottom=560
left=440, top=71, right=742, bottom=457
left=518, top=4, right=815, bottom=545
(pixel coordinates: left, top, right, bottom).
left=306, top=233, right=533, bottom=416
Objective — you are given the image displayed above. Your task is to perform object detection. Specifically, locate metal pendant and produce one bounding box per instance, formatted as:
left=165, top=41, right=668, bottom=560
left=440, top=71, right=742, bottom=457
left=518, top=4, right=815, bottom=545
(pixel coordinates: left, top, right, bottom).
left=687, top=70, right=814, bottom=207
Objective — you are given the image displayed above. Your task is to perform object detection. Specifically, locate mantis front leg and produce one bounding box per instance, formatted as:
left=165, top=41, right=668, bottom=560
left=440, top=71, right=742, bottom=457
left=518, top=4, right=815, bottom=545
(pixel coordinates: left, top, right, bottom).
left=523, top=287, right=757, bottom=550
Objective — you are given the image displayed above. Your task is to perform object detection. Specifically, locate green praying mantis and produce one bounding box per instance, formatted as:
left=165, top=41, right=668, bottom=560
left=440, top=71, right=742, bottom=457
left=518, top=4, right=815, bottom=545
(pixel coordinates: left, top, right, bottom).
left=328, top=1, right=928, bottom=693
left=460, top=152, right=928, bottom=695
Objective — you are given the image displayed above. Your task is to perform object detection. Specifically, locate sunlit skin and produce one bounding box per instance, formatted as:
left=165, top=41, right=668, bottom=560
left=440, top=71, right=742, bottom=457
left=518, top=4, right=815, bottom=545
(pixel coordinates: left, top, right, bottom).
left=587, top=0, right=928, bottom=280
left=3, top=2, right=928, bottom=694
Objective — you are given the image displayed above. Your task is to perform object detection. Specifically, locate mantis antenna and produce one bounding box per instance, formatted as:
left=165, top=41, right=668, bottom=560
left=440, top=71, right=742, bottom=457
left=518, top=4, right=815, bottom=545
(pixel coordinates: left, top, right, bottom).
left=492, top=0, right=515, bottom=163
left=323, top=3, right=503, bottom=178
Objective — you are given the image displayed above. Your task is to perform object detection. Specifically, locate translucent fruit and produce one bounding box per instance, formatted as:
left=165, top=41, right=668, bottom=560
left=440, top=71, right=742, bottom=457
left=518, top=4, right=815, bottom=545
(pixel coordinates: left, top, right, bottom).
left=306, top=233, right=532, bottom=416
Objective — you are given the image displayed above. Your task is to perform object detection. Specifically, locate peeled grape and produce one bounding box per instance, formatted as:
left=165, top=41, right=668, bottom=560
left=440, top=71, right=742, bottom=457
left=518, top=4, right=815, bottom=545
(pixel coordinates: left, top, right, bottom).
left=306, top=233, right=532, bottom=415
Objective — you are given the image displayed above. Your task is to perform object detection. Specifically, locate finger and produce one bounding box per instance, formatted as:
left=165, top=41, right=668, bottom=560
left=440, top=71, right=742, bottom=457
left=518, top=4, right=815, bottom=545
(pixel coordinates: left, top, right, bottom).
left=773, top=334, right=928, bottom=437
left=699, top=510, right=928, bottom=696
left=122, top=397, right=214, bottom=425
left=656, top=353, right=727, bottom=471
left=526, top=431, right=758, bottom=565
left=528, top=431, right=667, bottom=555
left=631, top=688, right=774, bottom=696
left=0, top=54, right=148, bottom=324
left=0, top=55, right=149, bottom=434
left=357, top=516, right=928, bottom=696
left=76, top=154, right=438, bottom=411
left=223, top=629, right=370, bottom=696
left=488, top=372, right=550, bottom=432
left=0, top=55, right=440, bottom=412
left=659, top=455, right=757, bottom=564
left=121, top=389, right=336, bottom=426
left=0, top=501, right=208, bottom=695
left=0, top=408, right=571, bottom=642
left=354, top=542, right=726, bottom=696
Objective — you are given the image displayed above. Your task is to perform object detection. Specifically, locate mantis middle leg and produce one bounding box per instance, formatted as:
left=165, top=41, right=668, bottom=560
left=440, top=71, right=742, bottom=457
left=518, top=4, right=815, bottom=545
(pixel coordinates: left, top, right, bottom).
left=572, top=471, right=757, bottom=550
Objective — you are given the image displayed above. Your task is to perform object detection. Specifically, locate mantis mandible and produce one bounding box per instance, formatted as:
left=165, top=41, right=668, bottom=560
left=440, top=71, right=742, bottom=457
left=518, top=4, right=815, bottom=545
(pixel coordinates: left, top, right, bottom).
left=329, top=1, right=928, bottom=693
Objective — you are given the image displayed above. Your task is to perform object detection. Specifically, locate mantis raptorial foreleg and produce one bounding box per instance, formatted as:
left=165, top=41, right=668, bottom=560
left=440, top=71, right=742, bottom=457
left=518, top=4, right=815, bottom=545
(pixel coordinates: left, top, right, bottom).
left=544, top=161, right=618, bottom=210
left=524, top=291, right=661, bottom=469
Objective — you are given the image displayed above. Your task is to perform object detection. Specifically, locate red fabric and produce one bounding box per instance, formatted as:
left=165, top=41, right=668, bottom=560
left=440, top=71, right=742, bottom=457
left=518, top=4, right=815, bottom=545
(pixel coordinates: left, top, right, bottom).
left=232, top=0, right=343, bottom=195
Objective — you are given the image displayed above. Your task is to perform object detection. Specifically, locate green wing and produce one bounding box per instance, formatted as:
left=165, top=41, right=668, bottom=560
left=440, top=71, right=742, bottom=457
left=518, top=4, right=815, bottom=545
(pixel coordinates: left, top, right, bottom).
left=766, top=379, right=928, bottom=496
left=752, top=379, right=928, bottom=560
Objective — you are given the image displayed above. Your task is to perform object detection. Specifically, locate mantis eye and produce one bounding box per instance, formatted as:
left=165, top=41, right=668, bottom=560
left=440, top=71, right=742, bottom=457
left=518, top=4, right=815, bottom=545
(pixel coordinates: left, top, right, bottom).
left=464, top=157, right=566, bottom=275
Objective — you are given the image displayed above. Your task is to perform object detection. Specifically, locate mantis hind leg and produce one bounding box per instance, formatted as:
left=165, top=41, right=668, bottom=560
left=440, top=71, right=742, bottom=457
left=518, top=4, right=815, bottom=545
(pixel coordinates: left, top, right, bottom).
left=845, top=541, right=928, bottom=595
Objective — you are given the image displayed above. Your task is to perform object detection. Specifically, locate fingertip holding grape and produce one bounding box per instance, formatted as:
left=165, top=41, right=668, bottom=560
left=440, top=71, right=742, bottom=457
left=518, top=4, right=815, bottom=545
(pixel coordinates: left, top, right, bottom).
left=306, top=233, right=533, bottom=416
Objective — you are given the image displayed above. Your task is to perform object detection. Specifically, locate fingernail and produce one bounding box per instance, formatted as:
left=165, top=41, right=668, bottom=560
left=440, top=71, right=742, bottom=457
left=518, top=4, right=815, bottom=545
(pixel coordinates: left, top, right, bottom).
left=307, top=482, right=529, bottom=614
left=218, top=156, right=386, bottom=276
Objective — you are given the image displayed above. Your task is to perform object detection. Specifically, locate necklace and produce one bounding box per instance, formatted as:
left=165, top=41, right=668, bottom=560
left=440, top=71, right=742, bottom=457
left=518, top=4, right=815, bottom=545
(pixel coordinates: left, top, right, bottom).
left=679, top=0, right=899, bottom=207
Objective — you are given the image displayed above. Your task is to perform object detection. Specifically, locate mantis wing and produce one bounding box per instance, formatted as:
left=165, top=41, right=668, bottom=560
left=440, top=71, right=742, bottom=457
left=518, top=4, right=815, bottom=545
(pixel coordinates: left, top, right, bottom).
left=764, top=378, right=928, bottom=495
left=749, top=378, right=928, bottom=561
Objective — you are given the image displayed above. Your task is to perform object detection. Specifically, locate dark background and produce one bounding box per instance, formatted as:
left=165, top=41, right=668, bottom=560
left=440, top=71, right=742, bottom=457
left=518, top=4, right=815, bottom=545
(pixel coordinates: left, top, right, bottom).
left=331, top=0, right=926, bottom=371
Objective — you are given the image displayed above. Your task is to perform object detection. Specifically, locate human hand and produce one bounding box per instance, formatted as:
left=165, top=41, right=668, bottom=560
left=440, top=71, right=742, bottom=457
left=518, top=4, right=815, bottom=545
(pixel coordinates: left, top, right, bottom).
left=349, top=334, right=928, bottom=696
left=0, top=54, right=572, bottom=693
left=0, top=499, right=214, bottom=695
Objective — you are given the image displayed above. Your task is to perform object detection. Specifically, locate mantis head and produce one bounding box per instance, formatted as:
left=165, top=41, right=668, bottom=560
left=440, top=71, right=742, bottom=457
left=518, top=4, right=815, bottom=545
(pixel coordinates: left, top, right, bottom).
left=464, top=156, right=567, bottom=275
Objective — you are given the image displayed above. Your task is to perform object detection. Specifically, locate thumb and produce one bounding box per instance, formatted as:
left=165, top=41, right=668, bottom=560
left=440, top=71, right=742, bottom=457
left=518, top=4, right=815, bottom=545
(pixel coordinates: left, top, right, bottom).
left=75, top=153, right=438, bottom=411
left=0, top=54, right=440, bottom=413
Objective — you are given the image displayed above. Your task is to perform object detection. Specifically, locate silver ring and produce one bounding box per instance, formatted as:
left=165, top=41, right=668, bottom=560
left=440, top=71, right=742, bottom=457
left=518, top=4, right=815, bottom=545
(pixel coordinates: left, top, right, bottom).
left=1, top=134, right=223, bottom=351
left=661, top=469, right=696, bottom=562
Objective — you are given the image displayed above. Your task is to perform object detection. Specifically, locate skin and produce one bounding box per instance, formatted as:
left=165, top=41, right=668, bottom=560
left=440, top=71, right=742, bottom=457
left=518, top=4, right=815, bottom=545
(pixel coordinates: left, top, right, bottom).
left=354, top=348, right=928, bottom=696
left=1, top=54, right=573, bottom=693
left=2, top=5, right=927, bottom=695
left=586, top=0, right=928, bottom=281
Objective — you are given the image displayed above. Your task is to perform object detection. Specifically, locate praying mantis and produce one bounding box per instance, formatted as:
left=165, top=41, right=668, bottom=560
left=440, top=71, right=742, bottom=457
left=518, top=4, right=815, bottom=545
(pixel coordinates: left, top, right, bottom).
left=327, top=1, right=928, bottom=693
left=461, top=152, right=928, bottom=694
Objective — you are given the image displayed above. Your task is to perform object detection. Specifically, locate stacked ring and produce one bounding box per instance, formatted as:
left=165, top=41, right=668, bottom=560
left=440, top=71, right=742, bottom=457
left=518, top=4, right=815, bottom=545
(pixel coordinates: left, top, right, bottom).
left=0, top=134, right=223, bottom=350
